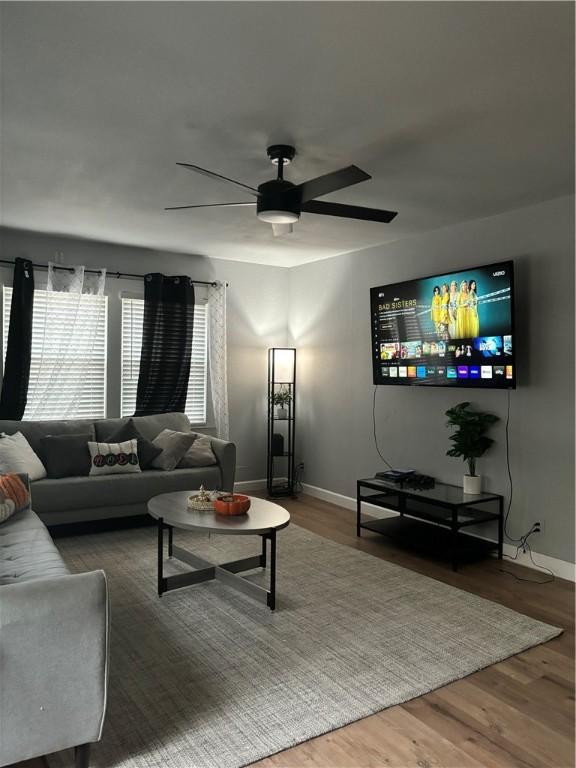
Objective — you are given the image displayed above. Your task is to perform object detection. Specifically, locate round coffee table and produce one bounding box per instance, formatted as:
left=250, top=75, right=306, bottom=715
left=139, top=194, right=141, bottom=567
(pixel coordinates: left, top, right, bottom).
left=148, top=492, right=290, bottom=610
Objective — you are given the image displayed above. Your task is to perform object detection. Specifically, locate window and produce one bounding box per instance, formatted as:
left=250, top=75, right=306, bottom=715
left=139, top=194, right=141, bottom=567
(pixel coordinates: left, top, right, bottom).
left=121, top=298, right=208, bottom=424
left=3, top=287, right=107, bottom=420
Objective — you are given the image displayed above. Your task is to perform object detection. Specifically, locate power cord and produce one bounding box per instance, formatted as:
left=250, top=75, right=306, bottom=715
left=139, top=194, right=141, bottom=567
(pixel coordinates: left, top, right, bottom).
left=372, top=386, right=394, bottom=470
left=500, top=389, right=555, bottom=584
left=501, top=540, right=555, bottom=584
left=503, top=388, right=520, bottom=542
left=293, top=462, right=304, bottom=497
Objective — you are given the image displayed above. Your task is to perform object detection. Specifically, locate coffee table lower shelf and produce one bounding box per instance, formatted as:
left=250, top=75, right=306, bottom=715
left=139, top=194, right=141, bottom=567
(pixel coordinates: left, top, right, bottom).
left=360, top=516, right=499, bottom=566
left=157, top=519, right=278, bottom=610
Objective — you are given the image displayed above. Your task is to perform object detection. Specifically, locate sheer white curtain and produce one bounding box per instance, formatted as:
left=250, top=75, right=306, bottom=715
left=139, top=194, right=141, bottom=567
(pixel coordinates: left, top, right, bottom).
left=26, top=263, right=106, bottom=419
left=207, top=281, right=229, bottom=439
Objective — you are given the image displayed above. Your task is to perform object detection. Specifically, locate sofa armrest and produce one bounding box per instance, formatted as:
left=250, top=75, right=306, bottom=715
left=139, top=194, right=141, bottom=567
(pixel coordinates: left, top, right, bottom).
left=0, top=570, right=109, bottom=766
left=210, top=437, right=236, bottom=492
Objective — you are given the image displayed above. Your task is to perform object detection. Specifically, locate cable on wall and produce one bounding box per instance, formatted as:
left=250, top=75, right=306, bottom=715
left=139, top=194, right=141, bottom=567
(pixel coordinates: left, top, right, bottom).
left=372, top=386, right=394, bottom=471
left=500, top=389, right=555, bottom=584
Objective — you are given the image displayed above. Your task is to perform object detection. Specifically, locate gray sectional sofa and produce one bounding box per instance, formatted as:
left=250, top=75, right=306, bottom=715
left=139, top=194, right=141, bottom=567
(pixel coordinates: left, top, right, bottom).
left=0, top=412, right=236, bottom=766
left=0, top=411, right=236, bottom=525
left=0, top=508, right=108, bottom=767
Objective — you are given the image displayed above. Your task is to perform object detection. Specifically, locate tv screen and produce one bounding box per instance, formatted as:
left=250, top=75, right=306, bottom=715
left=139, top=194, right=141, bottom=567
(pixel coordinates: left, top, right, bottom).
left=370, top=260, right=515, bottom=388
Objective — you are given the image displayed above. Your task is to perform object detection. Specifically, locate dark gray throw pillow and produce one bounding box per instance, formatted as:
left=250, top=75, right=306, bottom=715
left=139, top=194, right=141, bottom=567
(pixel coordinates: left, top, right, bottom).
left=40, top=434, right=93, bottom=478
left=107, top=419, right=162, bottom=469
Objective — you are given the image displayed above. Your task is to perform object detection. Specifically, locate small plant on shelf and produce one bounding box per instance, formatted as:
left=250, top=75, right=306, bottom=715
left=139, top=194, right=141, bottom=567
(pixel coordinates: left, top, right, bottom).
left=272, top=387, right=292, bottom=418
left=445, top=401, right=499, bottom=494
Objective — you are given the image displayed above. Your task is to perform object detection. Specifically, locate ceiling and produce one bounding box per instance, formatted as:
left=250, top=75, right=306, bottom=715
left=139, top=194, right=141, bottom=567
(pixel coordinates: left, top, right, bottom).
left=1, top=2, right=574, bottom=268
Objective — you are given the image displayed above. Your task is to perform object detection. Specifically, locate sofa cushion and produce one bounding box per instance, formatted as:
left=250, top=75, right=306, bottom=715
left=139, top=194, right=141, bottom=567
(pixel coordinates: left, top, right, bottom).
left=31, top=466, right=223, bottom=514
left=0, top=474, right=31, bottom=523
left=88, top=439, right=141, bottom=476
left=41, top=434, right=93, bottom=478
left=152, top=429, right=196, bottom=471
left=0, top=432, right=47, bottom=481
left=0, top=507, right=70, bottom=585
left=0, top=419, right=96, bottom=459
left=105, top=419, right=162, bottom=469
left=94, top=412, right=191, bottom=443
left=178, top=435, right=217, bottom=468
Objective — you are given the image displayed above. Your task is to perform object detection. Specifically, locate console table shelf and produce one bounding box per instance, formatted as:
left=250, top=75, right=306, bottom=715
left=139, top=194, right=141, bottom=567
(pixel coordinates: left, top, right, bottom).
left=357, top=478, right=504, bottom=571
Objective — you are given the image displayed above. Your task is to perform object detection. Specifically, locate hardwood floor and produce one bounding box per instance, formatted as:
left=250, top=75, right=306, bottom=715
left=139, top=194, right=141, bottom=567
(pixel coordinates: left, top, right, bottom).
left=14, top=494, right=574, bottom=768
left=253, top=495, right=574, bottom=768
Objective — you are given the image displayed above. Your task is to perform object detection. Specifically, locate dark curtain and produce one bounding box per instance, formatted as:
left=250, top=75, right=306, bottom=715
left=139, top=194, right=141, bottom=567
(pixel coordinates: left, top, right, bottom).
left=0, top=258, right=34, bottom=420
left=134, top=273, right=195, bottom=416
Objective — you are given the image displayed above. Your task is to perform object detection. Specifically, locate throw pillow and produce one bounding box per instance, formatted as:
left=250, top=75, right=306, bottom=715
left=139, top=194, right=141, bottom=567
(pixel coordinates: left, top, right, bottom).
left=88, top=439, right=141, bottom=476
left=106, top=419, right=162, bottom=470
left=0, top=473, right=31, bottom=524
left=40, top=434, right=93, bottom=478
left=178, top=435, right=217, bottom=468
left=0, top=432, right=47, bottom=481
left=151, top=429, right=196, bottom=471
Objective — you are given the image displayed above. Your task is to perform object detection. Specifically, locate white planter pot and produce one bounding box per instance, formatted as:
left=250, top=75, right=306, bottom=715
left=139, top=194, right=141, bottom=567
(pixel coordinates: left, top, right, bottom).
left=463, top=474, right=482, bottom=494
left=276, top=407, right=288, bottom=420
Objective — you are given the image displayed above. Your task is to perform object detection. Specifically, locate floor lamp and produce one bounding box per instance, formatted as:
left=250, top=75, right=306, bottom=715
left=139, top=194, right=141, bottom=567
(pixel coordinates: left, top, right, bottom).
left=267, top=348, right=296, bottom=498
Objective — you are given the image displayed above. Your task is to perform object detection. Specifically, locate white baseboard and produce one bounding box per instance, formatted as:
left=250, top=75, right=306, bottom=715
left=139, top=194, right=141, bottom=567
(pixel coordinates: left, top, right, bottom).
left=302, top=482, right=575, bottom=582
left=234, top=478, right=267, bottom=492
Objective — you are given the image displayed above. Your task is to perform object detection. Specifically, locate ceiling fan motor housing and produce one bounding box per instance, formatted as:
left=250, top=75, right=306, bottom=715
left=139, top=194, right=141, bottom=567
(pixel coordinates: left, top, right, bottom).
left=267, top=144, right=296, bottom=166
left=256, top=180, right=301, bottom=224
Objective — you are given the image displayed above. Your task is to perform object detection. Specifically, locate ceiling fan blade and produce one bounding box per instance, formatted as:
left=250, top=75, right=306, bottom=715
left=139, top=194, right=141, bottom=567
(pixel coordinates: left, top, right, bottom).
left=165, top=202, right=256, bottom=210
left=292, top=165, right=371, bottom=204
left=271, top=222, right=293, bottom=237
left=302, top=200, right=398, bottom=223
left=176, top=162, right=259, bottom=196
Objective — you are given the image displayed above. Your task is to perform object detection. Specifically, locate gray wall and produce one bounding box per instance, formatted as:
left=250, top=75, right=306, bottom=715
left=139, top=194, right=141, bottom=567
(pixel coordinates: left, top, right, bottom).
left=288, top=195, right=575, bottom=563
left=1, top=195, right=574, bottom=563
left=0, top=227, right=289, bottom=482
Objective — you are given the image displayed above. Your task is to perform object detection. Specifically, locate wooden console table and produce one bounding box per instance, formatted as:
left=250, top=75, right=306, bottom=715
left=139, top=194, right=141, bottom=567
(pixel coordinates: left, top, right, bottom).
left=356, top=477, right=504, bottom=571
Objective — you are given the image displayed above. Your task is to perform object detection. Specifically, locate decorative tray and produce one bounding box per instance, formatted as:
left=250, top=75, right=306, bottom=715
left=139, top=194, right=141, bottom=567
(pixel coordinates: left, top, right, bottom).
left=187, top=486, right=221, bottom=512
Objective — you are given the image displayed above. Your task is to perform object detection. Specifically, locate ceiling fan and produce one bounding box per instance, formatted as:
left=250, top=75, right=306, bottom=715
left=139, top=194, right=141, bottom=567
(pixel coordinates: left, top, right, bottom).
left=165, top=145, right=398, bottom=236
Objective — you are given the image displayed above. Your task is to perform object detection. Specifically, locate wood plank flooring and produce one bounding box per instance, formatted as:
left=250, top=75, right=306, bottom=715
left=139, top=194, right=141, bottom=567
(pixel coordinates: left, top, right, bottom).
left=13, top=493, right=574, bottom=768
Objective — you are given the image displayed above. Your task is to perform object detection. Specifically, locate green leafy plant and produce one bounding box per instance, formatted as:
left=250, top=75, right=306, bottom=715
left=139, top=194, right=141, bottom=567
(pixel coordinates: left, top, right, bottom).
left=272, top=388, right=292, bottom=408
left=445, top=401, right=499, bottom=477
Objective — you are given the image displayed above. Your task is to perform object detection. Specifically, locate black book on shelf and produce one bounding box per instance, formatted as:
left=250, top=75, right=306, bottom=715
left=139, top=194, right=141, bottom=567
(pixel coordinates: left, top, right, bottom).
left=375, top=469, right=416, bottom=482
left=271, top=433, right=284, bottom=457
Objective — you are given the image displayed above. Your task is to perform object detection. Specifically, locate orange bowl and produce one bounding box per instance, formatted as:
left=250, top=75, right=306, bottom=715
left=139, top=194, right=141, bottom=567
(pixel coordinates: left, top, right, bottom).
left=214, top=494, right=251, bottom=516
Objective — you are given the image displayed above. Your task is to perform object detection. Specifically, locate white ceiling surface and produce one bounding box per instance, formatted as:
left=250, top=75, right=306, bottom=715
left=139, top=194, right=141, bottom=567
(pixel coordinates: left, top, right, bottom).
left=1, top=2, right=573, bottom=268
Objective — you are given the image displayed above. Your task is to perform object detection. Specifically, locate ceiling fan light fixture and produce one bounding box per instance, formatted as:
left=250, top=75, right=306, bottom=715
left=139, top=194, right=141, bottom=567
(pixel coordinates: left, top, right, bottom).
left=257, top=209, right=300, bottom=224
left=169, top=146, right=398, bottom=230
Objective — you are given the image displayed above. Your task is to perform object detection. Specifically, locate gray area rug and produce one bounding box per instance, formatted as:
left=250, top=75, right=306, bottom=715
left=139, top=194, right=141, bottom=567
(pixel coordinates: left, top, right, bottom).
left=49, top=523, right=561, bottom=768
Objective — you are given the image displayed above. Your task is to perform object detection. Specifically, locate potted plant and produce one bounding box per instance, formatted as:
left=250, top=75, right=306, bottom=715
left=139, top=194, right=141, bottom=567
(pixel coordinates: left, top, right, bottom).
left=272, top=387, right=292, bottom=419
left=445, top=401, right=499, bottom=494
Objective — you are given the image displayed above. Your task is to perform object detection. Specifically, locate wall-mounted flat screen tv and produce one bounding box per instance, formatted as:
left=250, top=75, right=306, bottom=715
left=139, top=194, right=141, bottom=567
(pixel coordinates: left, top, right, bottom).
left=370, top=260, right=516, bottom=388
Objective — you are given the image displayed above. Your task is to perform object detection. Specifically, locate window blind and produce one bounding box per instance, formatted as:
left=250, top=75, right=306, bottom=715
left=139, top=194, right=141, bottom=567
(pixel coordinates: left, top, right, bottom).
left=3, top=287, right=107, bottom=420
left=121, top=298, right=207, bottom=424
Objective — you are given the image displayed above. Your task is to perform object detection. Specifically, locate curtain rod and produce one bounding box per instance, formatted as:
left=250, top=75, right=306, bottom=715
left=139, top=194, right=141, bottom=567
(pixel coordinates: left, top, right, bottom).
left=0, top=259, right=219, bottom=287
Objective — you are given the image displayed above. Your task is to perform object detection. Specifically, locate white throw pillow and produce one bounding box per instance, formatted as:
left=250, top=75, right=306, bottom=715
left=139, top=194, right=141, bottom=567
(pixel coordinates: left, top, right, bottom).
left=0, top=432, right=47, bottom=481
left=88, top=439, right=141, bottom=476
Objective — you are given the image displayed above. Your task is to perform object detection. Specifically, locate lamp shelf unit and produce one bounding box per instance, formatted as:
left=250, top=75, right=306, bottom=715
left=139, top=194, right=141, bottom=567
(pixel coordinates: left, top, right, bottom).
left=267, top=348, right=296, bottom=498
